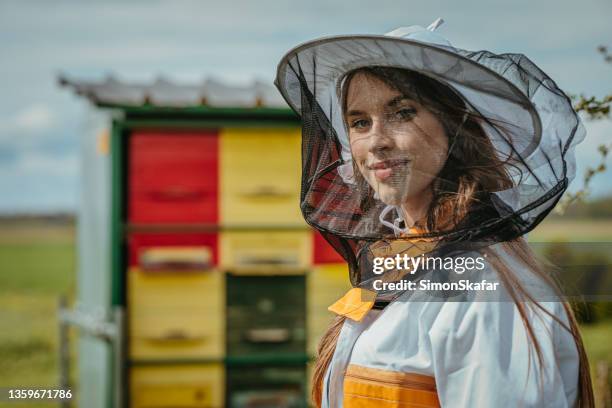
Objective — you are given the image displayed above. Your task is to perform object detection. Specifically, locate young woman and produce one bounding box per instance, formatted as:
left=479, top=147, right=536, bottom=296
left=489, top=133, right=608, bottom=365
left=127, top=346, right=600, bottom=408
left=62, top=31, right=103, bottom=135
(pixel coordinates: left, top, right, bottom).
left=275, top=19, right=593, bottom=407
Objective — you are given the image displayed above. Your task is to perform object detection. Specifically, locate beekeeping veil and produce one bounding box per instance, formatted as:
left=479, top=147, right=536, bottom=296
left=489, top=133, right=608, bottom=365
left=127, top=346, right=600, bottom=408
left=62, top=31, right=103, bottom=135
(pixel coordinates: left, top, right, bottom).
left=274, top=18, right=585, bottom=296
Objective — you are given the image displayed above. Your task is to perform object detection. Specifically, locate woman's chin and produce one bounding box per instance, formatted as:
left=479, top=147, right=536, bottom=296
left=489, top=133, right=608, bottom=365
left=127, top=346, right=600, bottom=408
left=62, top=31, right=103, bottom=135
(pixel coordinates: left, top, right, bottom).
left=376, top=188, right=407, bottom=206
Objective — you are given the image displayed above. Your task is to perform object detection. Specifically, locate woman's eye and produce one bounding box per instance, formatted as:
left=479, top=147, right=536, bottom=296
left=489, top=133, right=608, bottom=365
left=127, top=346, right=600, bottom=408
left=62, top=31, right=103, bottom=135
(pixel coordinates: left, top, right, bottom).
left=395, top=108, right=417, bottom=120
left=350, top=119, right=370, bottom=129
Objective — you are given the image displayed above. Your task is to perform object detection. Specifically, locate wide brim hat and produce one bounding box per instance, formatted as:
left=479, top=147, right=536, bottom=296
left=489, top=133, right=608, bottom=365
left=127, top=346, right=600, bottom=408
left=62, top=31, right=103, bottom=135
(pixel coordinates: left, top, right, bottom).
left=276, top=19, right=547, bottom=159
left=273, top=18, right=585, bottom=287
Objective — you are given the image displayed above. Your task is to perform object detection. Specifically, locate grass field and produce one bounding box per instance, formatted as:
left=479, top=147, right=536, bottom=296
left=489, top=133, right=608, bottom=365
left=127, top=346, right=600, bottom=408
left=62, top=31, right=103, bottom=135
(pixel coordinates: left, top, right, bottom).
left=0, top=220, right=76, bottom=407
left=530, top=218, right=612, bottom=242
left=0, top=218, right=610, bottom=406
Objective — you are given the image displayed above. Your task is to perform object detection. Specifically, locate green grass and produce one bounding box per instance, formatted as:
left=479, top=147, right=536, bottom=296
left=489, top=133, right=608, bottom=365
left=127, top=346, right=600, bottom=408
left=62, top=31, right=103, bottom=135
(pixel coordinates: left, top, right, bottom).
left=0, top=220, right=75, bottom=296
left=0, top=294, right=62, bottom=384
left=580, top=320, right=612, bottom=405
left=0, top=243, right=75, bottom=294
left=581, top=319, right=612, bottom=364
left=530, top=218, right=612, bottom=242
left=0, top=221, right=76, bottom=407
left=0, top=294, right=77, bottom=408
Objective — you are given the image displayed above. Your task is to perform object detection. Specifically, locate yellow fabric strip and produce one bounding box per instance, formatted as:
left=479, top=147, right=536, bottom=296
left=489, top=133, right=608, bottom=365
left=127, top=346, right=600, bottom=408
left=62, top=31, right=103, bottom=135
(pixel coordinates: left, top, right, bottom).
left=344, top=364, right=440, bottom=408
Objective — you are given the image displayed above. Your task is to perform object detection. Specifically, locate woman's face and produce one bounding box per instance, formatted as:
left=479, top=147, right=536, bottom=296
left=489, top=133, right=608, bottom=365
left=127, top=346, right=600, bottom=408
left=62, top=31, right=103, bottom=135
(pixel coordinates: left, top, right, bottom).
left=346, top=72, right=449, bottom=206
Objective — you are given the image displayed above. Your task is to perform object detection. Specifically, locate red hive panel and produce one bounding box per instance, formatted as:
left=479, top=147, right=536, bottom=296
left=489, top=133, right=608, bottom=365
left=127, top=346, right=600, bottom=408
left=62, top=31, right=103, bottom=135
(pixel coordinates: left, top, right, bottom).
left=128, top=130, right=219, bottom=224
left=312, top=230, right=345, bottom=264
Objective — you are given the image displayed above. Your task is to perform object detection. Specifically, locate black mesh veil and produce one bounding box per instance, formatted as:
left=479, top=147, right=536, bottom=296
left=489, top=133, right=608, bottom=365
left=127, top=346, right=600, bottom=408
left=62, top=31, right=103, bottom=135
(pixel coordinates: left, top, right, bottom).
left=274, top=24, right=585, bottom=295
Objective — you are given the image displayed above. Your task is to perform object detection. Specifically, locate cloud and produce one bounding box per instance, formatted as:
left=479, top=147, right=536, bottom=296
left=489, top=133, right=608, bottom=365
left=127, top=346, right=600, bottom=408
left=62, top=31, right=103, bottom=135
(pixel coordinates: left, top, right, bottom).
left=0, top=102, right=75, bottom=156
left=10, top=104, right=56, bottom=133
left=0, top=103, right=57, bottom=140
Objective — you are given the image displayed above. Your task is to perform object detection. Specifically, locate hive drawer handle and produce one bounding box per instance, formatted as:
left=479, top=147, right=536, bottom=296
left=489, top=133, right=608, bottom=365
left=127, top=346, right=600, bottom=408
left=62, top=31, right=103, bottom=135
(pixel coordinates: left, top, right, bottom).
left=147, top=187, right=207, bottom=201
left=241, top=186, right=291, bottom=198
left=145, top=330, right=206, bottom=342
left=140, top=247, right=213, bottom=272
left=244, top=328, right=291, bottom=343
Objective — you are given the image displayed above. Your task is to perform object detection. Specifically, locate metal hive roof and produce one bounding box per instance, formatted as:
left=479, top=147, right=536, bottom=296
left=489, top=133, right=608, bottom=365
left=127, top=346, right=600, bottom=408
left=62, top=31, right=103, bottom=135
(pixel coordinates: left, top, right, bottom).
left=58, top=75, right=289, bottom=109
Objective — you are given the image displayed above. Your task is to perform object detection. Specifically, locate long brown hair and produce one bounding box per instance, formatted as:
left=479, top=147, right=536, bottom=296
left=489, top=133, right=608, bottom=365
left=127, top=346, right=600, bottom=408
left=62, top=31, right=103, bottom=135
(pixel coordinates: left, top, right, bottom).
left=310, top=66, right=594, bottom=407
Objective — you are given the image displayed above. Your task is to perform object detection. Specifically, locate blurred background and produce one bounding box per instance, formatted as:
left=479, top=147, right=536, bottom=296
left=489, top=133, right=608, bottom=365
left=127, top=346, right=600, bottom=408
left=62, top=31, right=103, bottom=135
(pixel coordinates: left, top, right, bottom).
left=0, top=0, right=611, bottom=407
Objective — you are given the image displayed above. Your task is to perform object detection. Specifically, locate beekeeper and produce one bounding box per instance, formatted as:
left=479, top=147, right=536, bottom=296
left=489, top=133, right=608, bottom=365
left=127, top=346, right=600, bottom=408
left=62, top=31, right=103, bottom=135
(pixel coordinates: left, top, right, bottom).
left=275, top=18, right=593, bottom=407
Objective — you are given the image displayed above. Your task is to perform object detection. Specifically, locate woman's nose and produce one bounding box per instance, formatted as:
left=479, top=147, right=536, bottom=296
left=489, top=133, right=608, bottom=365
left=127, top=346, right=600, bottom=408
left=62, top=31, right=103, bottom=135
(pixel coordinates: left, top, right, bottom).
left=368, top=119, right=395, bottom=154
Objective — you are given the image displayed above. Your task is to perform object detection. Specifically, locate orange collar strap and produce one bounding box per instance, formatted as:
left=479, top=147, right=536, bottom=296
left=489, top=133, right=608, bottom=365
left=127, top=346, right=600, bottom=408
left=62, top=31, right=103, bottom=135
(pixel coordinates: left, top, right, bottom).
left=328, top=287, right=377, bottom=322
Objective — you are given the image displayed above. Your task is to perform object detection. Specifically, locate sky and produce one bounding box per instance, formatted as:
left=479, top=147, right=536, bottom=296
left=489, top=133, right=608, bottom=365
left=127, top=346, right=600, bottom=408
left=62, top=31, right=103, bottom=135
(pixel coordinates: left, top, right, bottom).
left=0, top=0, right=611, bottom=213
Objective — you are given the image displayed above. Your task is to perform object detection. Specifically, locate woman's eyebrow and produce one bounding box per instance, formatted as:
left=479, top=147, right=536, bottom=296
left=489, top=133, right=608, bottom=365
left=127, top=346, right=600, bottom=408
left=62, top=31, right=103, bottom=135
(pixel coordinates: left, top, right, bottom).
left=386, top=95, right=414, bottom=108
left=346, top=96, right=414, bottom=117
left=346, top=109, right=365, bottom=117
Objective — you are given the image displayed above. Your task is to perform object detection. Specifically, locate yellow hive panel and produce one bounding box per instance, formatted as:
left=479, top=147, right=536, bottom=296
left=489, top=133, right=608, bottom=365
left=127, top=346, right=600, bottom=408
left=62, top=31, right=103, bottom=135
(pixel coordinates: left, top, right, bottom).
left=220, top=230, right=312, bottom=273
left=220, top=128, right=302, bottom=226
left=307, top=264, right=352, bottom=356
left=130, top=363, right=224, bottom=408
left=128, top=268, right=225, bottom=360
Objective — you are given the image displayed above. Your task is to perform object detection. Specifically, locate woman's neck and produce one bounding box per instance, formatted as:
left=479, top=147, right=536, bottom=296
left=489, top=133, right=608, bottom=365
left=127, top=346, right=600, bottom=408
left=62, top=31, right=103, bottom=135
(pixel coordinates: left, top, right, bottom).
left=400, top=188, right=433, bottom=228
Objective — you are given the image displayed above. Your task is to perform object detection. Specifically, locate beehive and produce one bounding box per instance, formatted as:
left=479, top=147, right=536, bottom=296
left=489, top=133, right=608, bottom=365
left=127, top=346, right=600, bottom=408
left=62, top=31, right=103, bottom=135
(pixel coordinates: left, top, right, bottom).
left=61, top=77, right=351, bottom=408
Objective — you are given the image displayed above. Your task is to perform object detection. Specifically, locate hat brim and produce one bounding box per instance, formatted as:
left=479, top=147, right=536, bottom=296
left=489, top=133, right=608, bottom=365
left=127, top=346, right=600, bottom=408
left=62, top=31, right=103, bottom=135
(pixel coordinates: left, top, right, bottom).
left=274, top=34, right=542, bottom=159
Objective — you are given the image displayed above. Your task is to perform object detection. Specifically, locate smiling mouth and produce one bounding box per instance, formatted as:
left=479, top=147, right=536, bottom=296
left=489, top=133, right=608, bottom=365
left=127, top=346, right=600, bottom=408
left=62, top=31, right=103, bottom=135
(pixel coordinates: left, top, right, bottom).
left=367, top=159, right=410, bottom=181
left=367, top=158, right=410, bottom=170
